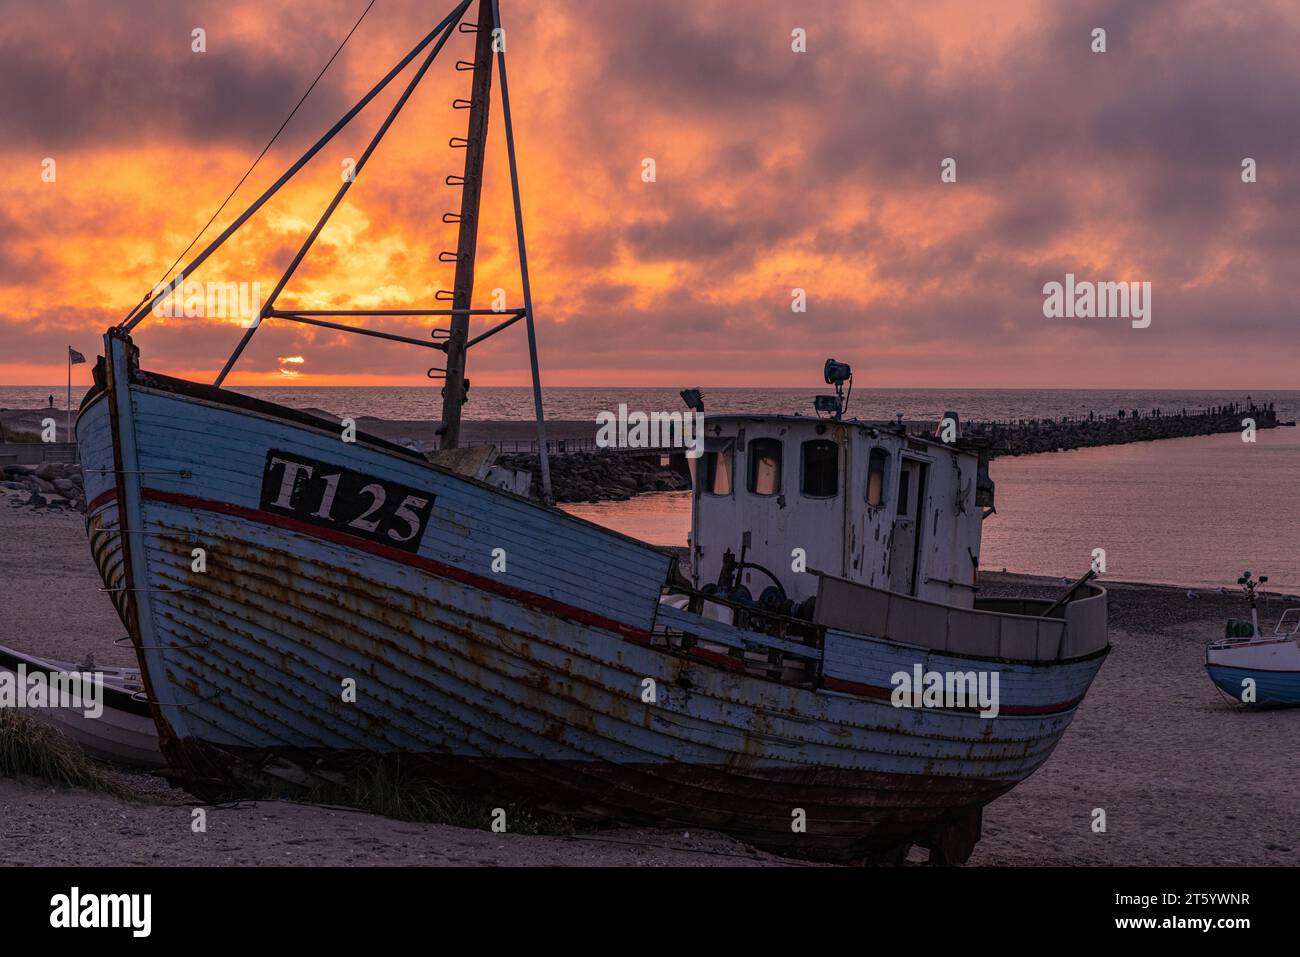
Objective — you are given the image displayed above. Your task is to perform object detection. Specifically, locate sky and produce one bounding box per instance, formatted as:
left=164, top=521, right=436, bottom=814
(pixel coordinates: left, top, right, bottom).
left=0, top=0, right=1296, bottom=389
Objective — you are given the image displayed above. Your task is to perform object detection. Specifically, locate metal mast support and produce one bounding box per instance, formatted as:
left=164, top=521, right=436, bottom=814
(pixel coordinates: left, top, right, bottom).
left=119, top=0, right=472, bottom=334
left=492, top=0, right=552, bottom=503
left=438, top=0, right=495, bottom=450
left=213, top=3, right=467, bottom=386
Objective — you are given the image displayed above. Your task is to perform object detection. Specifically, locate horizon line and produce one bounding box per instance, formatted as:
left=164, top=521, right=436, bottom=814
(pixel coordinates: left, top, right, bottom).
left=3, top=383, right=1297, bottom=393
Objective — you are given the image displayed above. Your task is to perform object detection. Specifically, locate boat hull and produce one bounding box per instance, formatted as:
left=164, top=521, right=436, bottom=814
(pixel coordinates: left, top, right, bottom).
left=1206, top=663, right=1300, bottom=707
left=1206, top=637, right=1300, bottom=707
left=78, top=333, right=1109, bottom=862
left=0, top=644, right=162, bottom=767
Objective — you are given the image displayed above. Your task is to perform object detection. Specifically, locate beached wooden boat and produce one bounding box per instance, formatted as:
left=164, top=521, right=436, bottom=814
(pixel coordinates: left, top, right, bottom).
left=0, top=642, right=162, bottom=766
left=75, top=0, right=1109, bottom=863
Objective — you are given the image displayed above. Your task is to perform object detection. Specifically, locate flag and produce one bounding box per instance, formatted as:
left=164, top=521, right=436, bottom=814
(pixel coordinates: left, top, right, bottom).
left=68, top=347, right=86, bottom=365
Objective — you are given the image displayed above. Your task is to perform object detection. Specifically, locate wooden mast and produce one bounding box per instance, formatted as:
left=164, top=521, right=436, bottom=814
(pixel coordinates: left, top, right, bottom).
left=438, top=0, right=495, bottom=450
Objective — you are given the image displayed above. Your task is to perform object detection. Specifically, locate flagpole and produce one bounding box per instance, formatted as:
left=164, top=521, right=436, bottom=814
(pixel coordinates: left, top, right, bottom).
left=66, top=346, right=71, bottom=443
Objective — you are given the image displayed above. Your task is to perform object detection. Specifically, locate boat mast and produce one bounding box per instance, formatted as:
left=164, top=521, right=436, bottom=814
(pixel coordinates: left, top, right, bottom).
left=441, top=0, right=552, bottom=504
left=438, top=0, right=494, bottom=451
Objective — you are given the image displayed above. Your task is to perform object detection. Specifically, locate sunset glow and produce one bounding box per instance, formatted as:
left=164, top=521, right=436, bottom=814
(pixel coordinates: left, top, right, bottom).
left=1, top=0, right=1296, bottom=389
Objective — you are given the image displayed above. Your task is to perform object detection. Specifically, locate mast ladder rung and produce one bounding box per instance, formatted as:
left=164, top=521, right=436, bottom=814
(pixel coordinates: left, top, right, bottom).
left=449, top=136, right=470, bottom=149
left=455, top=60, right=475, bottom=71
left=439, top=251, right=466, bottom=263
left=458, top=22, right=478, bottom=33
left=453, top=98, right=473, bottom=110
left=445, top=174, right=466, bottom=187
left=435, top=290, right=456, bottom=301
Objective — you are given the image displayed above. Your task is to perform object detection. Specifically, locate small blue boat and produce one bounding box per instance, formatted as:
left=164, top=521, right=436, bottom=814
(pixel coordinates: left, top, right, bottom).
left=1205, top=573, right=1300, bottom=707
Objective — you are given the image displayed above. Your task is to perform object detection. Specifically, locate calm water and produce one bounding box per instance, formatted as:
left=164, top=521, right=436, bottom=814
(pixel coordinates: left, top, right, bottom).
left=6, top=385, right=1296, bottom=591
left=563, top=425, right=1300, bottom=594
left=6, top=385, right=1298, bottom=425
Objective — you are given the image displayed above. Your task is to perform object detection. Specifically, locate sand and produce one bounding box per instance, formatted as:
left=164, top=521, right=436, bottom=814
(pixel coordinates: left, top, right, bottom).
left=1, top=486, right=1296, bottom=866
left=0, top=780, right=796, bottom=867
left=0, top=492, right=135, bottom=666
left=971, top=575, right=1300, bottom=866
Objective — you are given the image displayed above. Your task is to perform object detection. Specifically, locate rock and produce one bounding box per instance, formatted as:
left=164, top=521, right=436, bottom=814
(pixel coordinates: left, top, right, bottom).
left=24, top=491, right=45, bottom=508
left=33, top=462, right=58, bottom=481
left=53, top=478, right=75, bottom=494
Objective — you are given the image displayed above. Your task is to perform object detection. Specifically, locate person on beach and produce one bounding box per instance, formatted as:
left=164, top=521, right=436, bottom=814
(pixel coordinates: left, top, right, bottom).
left=48, top=394, right=54, bottom=408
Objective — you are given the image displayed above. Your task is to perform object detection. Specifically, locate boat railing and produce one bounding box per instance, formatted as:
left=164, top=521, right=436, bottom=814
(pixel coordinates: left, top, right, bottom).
left=816, top=574, right=1108, bottom=663
left=1274, top=608, right=1300, bottom=638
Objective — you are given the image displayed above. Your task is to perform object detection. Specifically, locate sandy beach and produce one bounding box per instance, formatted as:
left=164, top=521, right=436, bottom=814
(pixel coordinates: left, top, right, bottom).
left=1, top=484, right=1296, bottom=866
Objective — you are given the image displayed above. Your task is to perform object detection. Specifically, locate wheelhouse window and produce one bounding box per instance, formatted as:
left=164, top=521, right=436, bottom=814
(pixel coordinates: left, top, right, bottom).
left=866, top=447, right=889, bottom=507
left=701, top=440, right=734, bottom=496
left=800, top=439, right=838, bottom=497
left=747, top=438, right=783, bottom=496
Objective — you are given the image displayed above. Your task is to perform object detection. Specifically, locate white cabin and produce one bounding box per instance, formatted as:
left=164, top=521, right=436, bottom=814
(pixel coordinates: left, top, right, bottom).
left=688, top=413, right=992, bottom=611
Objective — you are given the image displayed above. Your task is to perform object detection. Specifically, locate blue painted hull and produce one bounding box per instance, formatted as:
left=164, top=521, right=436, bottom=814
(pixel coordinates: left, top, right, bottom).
left=77, top=332, right=1109, bottom=862
left=1206, top=664, right=1300, bottom=707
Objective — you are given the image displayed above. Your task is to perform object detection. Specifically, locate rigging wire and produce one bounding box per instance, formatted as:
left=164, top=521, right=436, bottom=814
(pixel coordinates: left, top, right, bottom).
left=120, top=0, right=380, bottom=322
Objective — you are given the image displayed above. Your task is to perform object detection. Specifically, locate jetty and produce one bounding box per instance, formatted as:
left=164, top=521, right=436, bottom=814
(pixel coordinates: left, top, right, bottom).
left=960, top=401, right=1281, bottom=458
left=470, top=400, right=1285, bottom=501
left=0, top=398, right=1284, bottom=505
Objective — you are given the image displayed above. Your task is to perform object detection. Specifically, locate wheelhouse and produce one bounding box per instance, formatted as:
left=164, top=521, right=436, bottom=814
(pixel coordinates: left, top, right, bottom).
left=689, top=413, right=993, bottom=610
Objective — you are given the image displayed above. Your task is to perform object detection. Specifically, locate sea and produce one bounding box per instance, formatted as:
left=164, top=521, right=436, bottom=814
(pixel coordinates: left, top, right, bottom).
left=6, top=385, right=1298, bottom=594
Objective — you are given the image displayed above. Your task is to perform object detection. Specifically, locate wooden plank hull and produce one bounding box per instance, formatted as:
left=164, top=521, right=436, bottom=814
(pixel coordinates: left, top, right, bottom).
left=77, top=334, right=1108, bottom=862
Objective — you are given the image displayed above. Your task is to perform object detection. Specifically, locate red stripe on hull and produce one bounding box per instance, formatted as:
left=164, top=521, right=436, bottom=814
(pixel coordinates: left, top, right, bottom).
left=141, top=487, right=653, bottom=643
left=821, top=676, right=1086, bottom=717
left=87, top=487, right=117, bottom=514
left=138, top=489, right=1091, bottom=714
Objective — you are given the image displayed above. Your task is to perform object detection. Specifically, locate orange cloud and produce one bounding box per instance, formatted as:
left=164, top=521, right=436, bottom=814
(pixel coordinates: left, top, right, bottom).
left=1, top=0, right=1298, bottom=392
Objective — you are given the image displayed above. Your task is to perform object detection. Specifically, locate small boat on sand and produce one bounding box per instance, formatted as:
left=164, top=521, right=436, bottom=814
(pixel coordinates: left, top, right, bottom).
left=0, top=643, right=162, bottom=766
left=1205, top=572, right=1300, bottom=707
left=75, top=0, right=1109, bottom=863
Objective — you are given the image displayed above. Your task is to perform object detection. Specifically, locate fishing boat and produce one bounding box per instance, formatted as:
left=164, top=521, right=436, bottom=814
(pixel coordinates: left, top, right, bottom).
left=0, top=643, right=162, bottom=766
left=75, top=0, right=1109, bottom=863
left=1205, top=573, right=1300, bottom=707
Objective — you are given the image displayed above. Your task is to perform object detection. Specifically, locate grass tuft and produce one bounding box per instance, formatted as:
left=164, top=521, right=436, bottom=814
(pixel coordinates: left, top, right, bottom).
left=307, top=759, right=574, bottom=836
left=0, top=709, right=131, bottom=797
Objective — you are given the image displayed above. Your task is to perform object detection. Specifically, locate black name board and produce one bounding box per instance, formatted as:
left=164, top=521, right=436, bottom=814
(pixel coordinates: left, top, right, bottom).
left=259, top=450, right=435, bottom=553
